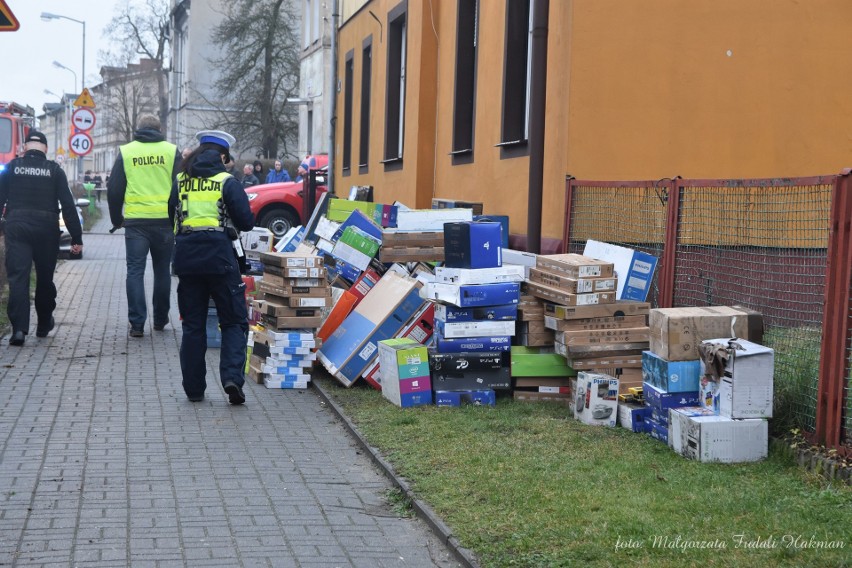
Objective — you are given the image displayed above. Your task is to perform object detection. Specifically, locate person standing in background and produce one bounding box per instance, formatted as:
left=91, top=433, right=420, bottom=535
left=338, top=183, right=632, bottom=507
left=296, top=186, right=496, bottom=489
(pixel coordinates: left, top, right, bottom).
left=265, top=160, right=291, bottom=183
left=0, top=131, right=83, bottom=346
left=241, top=164, right=259, bottom=188
left=108, top=115, right=181, bottom=337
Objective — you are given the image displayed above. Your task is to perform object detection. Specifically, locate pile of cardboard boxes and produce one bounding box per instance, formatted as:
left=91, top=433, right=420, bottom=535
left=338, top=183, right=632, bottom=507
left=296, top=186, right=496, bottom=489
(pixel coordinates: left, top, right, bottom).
left=234, top=196, right=776, bottom=464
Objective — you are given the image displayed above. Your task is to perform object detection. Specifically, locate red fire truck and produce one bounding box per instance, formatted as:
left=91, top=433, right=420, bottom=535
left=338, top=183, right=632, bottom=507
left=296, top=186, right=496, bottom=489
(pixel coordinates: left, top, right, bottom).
left=0, top=101, right=36, bottom=172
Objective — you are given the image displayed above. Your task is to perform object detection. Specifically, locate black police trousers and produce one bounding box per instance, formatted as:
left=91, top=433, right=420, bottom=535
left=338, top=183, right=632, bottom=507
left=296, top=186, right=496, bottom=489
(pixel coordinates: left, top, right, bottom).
left=4, top=213, right=61, bottom=335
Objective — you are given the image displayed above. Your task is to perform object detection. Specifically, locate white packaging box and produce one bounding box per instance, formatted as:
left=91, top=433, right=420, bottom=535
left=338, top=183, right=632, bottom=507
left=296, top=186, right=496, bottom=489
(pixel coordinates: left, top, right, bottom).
left=502, top=249, right=538, bottom=279
left=396, top=208, right=473, bottom=231
left=436, top=320, right=517, bottom=339
left=241, top=227, right=274, bottom=259
left=704, top=338, right=774, bottom=418
left=573, top=371, right=619, bottom=427
left=669, top=407, right=768, bottom=463
left=264, top=378, right=310, bottom=389
left=314, top=216, right=341, bottom=242
left=434, top=265, right=526, bottom=285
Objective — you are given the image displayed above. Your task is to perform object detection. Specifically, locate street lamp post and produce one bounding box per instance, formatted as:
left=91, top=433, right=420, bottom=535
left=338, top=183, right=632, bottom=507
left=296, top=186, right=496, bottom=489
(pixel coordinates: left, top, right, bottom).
left=41, top=12, right=86, bottom=90
left=52, top=61, right=77, bottom=95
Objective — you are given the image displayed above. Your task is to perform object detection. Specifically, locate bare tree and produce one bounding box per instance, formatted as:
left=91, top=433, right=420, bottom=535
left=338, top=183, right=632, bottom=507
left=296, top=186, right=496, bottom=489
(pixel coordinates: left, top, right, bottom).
left=207, top=0, right=301, bottom=159
left=104, top=0, right=171, bottom=134
left=98, top=61, right=161, bottom=144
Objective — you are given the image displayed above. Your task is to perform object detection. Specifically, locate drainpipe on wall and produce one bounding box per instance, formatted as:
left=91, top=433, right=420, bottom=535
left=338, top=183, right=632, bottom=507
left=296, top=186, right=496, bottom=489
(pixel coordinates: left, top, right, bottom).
left=328, top=0, right=339, bottom=195
left=526, top=0, right=549, bottom=254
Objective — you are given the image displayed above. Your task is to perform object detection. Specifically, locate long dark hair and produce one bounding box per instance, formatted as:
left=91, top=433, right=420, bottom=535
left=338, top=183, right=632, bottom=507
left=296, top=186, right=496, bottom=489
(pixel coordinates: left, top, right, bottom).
left=179, top=143, right=228, bottom=176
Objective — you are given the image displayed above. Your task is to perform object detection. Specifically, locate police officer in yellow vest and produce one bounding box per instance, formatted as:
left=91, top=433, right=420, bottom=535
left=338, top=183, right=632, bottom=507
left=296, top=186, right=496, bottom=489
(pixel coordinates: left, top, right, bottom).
left=108, top=115, right=182, bottom=337
left=168, top=130, right=255, bottom=404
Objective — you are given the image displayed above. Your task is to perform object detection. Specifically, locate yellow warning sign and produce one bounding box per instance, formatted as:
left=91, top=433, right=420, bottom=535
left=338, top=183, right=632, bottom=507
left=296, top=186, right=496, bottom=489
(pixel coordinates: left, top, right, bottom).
left=0, top=0, right=20, bottom=32
left=73, top=88, right=96, bottom=109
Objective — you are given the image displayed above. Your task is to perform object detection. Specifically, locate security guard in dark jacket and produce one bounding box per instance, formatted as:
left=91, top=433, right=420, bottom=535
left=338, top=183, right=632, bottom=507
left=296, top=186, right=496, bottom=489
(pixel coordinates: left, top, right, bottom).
left=0, top=131, right=83, bottom=346
left=168, top=130, right=254, bottom=404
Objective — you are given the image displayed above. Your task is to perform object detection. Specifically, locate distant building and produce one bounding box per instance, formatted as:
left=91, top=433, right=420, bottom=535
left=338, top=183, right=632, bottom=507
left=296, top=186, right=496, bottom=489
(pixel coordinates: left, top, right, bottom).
left=295, top=0, right=334, bottom=157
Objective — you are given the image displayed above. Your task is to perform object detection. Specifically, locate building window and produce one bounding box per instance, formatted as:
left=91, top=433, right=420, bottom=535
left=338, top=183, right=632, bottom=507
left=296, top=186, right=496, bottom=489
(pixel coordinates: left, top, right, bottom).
left=342, top=50, right=354, bottom=175
left=383, top=1, right=407, bottom=167
left=500, top=0, right=531, bottom=153
left=452, top=0, right=478, bottom=163
left=359, top=36, right=372, bottom=174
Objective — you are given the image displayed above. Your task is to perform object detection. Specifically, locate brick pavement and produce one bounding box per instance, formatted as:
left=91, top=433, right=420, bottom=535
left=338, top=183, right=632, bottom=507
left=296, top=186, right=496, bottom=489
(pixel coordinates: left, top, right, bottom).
left=0, top=202, right=462, bottom=567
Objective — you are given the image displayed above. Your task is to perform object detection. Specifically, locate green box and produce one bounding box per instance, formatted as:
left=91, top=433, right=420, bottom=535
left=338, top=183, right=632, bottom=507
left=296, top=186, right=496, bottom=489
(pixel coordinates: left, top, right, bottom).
left=339, top=226, right=381, bottom=257
left=327, top=199, right=379, bottom=223
left=510, top=346, right=576, bottom=377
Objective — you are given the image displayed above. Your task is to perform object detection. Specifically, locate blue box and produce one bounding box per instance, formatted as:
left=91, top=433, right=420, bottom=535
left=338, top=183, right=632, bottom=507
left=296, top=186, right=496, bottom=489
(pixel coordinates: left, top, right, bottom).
left=434, top=389, right=496, bottom=407
left=331, top=208, right=384, bottom=244
left=642, top=351, right=702, bottom=393
left=618, top=403, right=653, bottom=433
left=423, top=282, right=520, bottom=308
left=433, top=303, right=518, bottom=322
left=433, top=334, right=512, bottom=353
left=399, top=390, right=433, bottom=408
left=443, top=221, right=502, bottom=269
left=643, top=382, right=700, bottom=412
left=473, top=215, right=509, bottom=248
left=648, top=420, right=669, bottom=444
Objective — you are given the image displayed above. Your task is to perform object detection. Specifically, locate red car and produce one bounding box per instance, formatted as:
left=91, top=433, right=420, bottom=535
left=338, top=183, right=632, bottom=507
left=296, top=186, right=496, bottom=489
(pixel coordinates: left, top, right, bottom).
left=245, top=155, right=328, bottom=238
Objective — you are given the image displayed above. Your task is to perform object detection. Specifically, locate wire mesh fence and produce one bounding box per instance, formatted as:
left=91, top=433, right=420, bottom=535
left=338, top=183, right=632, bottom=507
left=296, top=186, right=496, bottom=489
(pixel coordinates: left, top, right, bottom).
left=564, top=176, right=837, bottom=440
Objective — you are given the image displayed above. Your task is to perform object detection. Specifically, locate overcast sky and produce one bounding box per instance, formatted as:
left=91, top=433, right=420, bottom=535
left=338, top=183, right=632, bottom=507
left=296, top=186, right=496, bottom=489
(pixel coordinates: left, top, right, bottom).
left=0, top=0, right=124, bottom=118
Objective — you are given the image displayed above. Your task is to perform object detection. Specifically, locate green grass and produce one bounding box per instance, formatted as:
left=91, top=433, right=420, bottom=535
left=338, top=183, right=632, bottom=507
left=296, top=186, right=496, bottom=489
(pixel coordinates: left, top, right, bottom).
left=317, top=374, right=852, bottom=567
left=763, top=326, right=822, bottom=435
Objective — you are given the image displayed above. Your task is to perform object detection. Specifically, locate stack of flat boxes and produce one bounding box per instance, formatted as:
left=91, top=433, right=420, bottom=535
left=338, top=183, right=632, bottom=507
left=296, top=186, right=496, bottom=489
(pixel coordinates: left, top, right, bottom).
left=510, top=346, right=575, bottom=405
left=379, top=229, right=445, bottom=264
left=641, top=306, right=765, bottom=449
left=248, top=252, right=331, bottom=388
left=377, top=338, right=433, bottom=407
left=515, top=295, right=554, bottom=347
left=421, top=221, right=521, bottom=407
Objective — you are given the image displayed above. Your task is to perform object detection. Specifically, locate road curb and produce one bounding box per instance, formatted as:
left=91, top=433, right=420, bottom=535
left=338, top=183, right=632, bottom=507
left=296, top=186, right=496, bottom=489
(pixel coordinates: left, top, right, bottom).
left=312, top=381, right=481, bottom=568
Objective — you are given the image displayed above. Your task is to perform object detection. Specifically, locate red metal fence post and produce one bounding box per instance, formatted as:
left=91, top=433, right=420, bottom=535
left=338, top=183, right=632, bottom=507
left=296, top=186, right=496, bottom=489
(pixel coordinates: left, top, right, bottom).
left=656, top=178, right=680, bottom=308
left=816, top=170, right=852, bottom=448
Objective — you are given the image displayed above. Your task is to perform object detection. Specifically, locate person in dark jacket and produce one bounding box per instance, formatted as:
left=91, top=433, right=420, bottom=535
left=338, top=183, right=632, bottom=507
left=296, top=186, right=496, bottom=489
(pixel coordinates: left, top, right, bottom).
left=265, top=160, right=291, bottom=183
left=241, top=164, right=259, bottom=188
left=168, top=130, right=255, bottom=404
left=107, top=115, right=181, bottom=337
left=0, top=131, right=83, bottom=346
left=252, top=160, right=264, bottom=184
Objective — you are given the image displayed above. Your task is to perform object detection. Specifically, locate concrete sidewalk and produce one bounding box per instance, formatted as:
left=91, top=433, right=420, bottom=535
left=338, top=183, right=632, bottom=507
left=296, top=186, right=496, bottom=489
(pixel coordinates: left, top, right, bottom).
left=0, top=202, right=461, bottom=567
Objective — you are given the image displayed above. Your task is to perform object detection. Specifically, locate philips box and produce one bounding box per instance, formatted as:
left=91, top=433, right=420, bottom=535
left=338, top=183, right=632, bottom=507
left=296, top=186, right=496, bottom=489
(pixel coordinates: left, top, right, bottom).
left=641, top=351, right=701, bottom=393
left=443, top=222, right=503, bottom=269
left=643, top=382, right=700, bottom=412
left=669, top=407, right=768, bottom=463
left=703, top=338, right=774, bottom=419
left=573, top=372, right=619, bottom=427
left=421, top=282, right=520, bottom=308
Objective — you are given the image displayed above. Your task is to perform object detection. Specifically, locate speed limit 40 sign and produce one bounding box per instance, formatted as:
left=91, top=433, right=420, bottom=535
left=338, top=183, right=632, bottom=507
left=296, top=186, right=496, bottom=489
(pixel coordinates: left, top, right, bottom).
left=69, top=132, right=93, bottom=156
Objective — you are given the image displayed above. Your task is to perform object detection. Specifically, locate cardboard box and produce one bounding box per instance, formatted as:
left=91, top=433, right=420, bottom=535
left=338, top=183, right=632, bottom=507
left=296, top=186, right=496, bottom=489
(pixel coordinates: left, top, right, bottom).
left=421, top=282, right=520, bottom=308
left=430, top=367, right=512, bottom=391
left=669, top=407, right=768, bottom=463
left=618, top=402, right=653, bottom=433
left=443, top=221, right=503, bottom=269
left=502, top=249, right=538, bottom=279
left=582, top=240, right=658, bottom=301
left=561, top=352, right=644, bottom=371
left=379, top=246, right=445, bottom=263
left=648, top=420, right=669, bottom=444
left=536, top=254, right=614, bottom=279
left=641, top=351, right=702, bottom=393
left=434, top=303, right=518, bottom=322
left=514, top=376, right=573, bottom=388
left=648, top=306, right=765, bottom=362
left=516, top=331, right=556, bottom=347
left=331, top=226, right=381, bottom=271
left=378, top=338, right=432, bottom=407
left=317, top=272, right=425, bottom=386
left=529, top=268, right=617, bottom=294
left=317, top=290, right=359, bottom=343
left=557, top=327, right=649, bottom=346
left=431, top=198, right=484, bottom=215
left=362, top=303, right=436, bottom=390
left=702, top=338, right=774, bottom=419
left=259, top=273, right=324, bottom=289
left=510, top=346, right=575, bottom=377
left=241, top=227, right=274, bottom=258
left=433, top=334, right=512, bottom=353
left=264, top=378, right=310, bottom=389
left=435, top=319, right=516, bottom=339
left=259, top=252, right=324, bottom=268
left=643, top=382, right=700, bottom=412
left=396, top=208, right=473, bottom=231
left=381, top=230, right=444, bottom=247
left=573, top=371, right=619, bottom=426
left=435, top=265, right=525, bottom=285
left=523, top=281, right=616, bottom=307
left=544, top=301, right=650, bottom=320
left=255, top=300, right=320, bottom=319
left=260, top=315, right=323, bottom=329
left=544, top=314, right=647, bottom=332
left=513, top=390, right=573, bottom=405
left=435, top=389, right=497, bottom=407
left=518, top=320, right=547, bottom=334
left=287, top=296, right=331, bottom=308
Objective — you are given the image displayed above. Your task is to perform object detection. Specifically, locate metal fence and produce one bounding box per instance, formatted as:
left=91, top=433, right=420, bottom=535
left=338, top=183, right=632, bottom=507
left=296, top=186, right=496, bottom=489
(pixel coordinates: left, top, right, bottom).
left=563, top=174, right=849, bottom=451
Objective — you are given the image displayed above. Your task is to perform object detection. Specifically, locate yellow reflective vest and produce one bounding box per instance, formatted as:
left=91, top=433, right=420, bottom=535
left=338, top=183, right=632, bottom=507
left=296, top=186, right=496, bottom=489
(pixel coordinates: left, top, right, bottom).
left=121, top=140, right=177, bottom=219
left=175, top=171, right=232, bottom=230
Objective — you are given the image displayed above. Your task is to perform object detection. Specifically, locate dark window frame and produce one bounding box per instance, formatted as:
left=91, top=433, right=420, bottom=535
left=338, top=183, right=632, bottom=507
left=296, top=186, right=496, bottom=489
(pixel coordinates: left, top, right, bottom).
left=383, top=0, right=408, bottom=172
left=359, top=35, right=373, bottom=174
left=451, top=0, right=479, bottom=166
left=342, top=49, right=355, bottom=176
left=499, top=0, right=531, bottom=160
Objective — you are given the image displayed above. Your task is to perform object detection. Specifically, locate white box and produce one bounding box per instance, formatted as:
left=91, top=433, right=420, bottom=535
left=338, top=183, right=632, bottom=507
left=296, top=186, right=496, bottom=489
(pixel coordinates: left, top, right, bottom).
left=583, top=239, right=658, bottom=301
left=502, top=249, right=538, bottom=279
left=704, top=338, right=774, bottom=418
left=396, top=208, right=473, bottom=231
left=573, top=371, right=619, bottom=427
left=669, top=407, right=768, bottom=463
left=436, top=320, right=517, bottom=339
left=434, top=265, right=526, bottom=285
left=241, top=227, right=274, bottom=258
